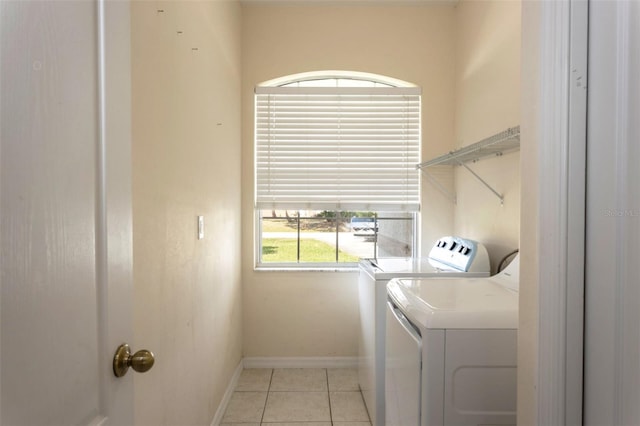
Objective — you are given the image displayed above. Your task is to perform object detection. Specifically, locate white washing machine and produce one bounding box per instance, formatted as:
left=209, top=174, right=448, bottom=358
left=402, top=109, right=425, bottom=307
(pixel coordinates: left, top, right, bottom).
left=385, top=255, right=519, bottom=426
left=358, top=236, right=490, bottom=426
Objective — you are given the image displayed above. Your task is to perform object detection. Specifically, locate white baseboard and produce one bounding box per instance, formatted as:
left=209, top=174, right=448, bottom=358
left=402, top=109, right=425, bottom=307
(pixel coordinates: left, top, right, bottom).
left=210, top=358, right=244, bottom=426
left=243, top=356, right=358, bottom=369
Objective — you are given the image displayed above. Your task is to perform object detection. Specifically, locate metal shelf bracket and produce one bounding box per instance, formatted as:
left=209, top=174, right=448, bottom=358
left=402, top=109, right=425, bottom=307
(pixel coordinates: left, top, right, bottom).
left=457, top=161, right=504, bottom=205
left=417, top=126, right=519, bottom=205
left=422, top=169, right=457, bottom=205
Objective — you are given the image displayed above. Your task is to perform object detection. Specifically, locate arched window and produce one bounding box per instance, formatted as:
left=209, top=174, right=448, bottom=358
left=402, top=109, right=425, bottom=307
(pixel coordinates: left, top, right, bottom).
left=254, top=71, right=421, bottom=268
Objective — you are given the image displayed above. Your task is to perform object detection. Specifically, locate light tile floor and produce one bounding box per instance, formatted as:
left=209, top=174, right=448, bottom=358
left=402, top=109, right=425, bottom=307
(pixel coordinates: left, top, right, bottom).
left=220, top=368, right=372, bottom=426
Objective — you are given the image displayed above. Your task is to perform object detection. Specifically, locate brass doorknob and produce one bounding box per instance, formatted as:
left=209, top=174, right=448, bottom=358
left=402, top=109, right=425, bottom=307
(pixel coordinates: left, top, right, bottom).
left=113, top=343, right=155, bottom=377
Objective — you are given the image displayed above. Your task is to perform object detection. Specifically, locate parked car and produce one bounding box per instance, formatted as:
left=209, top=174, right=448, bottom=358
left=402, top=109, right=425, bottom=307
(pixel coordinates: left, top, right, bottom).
left=350, top=217, right=378, bottom=236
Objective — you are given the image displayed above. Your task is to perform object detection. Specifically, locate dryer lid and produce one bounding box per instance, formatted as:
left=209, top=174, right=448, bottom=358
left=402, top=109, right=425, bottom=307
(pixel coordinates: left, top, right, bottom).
left=387, top=271, right=519, bottom=330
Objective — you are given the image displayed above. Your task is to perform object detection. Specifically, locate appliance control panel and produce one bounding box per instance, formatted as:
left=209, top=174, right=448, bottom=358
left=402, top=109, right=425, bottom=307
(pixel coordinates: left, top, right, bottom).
left=428, top=236, right=489, bottom=273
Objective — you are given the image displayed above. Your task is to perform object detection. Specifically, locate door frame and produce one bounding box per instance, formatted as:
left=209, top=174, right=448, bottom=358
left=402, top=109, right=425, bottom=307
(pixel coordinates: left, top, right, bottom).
left=537, top=1, right=588, bottom=424
left=521, top=0, right=588, bottom=424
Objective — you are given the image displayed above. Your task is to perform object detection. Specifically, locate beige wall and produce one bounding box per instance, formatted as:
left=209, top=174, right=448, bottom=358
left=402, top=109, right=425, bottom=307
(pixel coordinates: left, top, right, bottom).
left=241, top=3, right=457, bottom=357
left=518, top=1, right=540, bottom=424
left=452, top=0, right=521, bottom=272
left=126, top=0, right=530, bottom=421
left=131, top=1, right=242, bottom=424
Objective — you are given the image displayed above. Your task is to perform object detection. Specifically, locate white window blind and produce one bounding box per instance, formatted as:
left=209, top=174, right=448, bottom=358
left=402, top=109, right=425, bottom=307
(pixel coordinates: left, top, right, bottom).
left=255, top=86, right=421, bottom=212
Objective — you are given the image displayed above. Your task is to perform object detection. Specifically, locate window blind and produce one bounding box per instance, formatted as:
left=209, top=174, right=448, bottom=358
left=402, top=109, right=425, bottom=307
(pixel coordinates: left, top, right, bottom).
left=255, top=86, right=421, bottom=212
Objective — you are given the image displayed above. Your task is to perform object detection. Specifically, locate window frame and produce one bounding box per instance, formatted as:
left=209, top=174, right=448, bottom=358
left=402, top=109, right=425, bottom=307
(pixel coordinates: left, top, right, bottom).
left=253, top=72, right=421, bottom=271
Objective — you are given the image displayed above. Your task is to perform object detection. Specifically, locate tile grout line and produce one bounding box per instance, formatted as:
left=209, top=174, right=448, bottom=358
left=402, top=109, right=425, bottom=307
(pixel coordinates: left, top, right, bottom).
left=325, top=368, right=334, bottom=426
left=358, top=385, right=372, bottom=424
left=259, top=368, right=274, bottom=425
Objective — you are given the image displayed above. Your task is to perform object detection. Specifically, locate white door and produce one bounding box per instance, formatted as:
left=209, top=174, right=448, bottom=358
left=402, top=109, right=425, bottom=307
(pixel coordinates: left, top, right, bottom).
left=1, top=1, right=137, bottom=424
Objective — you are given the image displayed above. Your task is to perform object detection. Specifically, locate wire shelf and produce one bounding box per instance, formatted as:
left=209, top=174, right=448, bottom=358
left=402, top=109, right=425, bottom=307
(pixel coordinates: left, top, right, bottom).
left=416, top=126, right=520, bottom=169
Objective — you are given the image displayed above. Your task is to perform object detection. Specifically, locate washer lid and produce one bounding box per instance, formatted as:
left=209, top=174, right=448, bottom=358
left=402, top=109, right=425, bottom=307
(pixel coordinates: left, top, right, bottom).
left=387, top=276, right=518, bottom=330
left=358, top=256, right=490, bottom=280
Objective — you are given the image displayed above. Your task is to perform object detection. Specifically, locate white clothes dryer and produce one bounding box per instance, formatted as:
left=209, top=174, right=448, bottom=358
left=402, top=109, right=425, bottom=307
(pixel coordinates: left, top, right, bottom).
left=385, top=255, right=519, bottom=426
left=358, top=236, right=490, bottom=425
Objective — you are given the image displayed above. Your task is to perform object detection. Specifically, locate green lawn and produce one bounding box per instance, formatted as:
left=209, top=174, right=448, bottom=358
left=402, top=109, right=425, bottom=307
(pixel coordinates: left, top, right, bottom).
left=262, top=238, right=359, bottom=263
